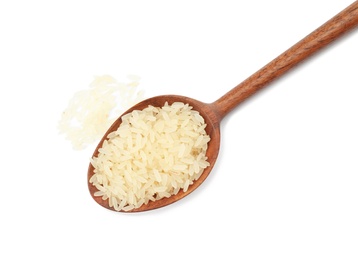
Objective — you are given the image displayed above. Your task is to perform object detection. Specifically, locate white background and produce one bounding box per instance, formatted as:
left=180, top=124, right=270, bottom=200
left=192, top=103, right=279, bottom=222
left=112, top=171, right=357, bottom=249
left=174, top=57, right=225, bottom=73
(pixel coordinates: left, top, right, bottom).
left=1, top=0, right=357, bottom=259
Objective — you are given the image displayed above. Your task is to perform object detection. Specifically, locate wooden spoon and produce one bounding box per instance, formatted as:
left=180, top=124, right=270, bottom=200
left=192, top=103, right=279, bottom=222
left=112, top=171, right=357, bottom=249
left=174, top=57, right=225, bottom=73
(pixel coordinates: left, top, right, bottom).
left=88, top=1, right=358, bottom=212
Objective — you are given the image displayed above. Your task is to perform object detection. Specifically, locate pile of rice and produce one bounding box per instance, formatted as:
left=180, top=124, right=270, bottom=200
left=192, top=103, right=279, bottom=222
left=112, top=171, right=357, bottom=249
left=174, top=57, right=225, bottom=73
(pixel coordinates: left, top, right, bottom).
left=89, top=102, right=211, bottom=211
left=58, top=75, right=144, bottom=150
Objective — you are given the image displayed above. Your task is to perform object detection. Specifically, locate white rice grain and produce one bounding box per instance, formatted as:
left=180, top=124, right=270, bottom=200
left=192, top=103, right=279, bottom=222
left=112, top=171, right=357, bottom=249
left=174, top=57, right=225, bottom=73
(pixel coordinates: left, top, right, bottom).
left=90, top=102, right=210, bottom=211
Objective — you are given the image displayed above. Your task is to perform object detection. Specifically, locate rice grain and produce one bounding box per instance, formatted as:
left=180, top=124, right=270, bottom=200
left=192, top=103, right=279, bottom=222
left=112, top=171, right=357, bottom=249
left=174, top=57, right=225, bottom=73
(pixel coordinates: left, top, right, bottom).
left=90, top=102, right=210, bottom=211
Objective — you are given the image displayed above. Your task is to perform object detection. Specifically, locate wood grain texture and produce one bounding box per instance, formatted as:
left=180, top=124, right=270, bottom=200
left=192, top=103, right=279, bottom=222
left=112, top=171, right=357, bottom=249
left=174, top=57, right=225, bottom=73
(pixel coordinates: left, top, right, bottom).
left=88, top=1, right=358, bottom=212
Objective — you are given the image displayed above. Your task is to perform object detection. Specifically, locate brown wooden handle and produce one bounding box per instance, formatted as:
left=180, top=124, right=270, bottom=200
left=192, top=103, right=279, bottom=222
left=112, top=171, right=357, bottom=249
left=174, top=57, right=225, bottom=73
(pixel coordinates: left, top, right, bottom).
left=213, top=1, right=358, bottom=119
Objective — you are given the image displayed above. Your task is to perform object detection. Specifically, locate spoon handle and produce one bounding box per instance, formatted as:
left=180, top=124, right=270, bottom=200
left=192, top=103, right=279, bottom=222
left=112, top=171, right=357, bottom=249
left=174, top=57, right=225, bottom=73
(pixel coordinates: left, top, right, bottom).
left=213, top=1, right=358, bottom=119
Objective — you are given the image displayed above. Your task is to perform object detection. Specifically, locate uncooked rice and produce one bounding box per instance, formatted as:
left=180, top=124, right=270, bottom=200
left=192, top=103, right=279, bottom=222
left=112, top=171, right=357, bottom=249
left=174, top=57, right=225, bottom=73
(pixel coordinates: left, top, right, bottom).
left=58, top=75, right=144, bottom=150
left=89, top=102, right=211, bottom=211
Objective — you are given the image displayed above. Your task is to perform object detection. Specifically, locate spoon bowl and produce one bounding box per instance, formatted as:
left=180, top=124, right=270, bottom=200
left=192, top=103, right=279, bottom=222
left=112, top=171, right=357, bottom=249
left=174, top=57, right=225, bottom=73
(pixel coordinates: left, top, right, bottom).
left=88, top=1, right=358, bottom=212
left=88, top=95, right=222, bottom=212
